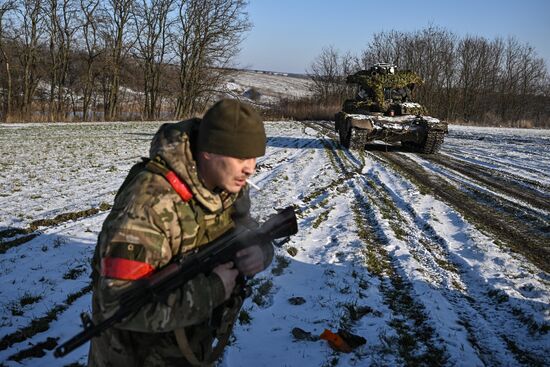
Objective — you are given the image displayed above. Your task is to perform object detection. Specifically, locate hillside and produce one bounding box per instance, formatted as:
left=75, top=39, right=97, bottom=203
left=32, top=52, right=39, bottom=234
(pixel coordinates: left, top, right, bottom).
left=223, top=69, right=314, bottom=104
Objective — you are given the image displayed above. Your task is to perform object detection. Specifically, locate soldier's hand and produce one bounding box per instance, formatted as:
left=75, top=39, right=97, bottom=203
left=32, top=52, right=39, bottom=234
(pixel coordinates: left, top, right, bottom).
left=212, top=262, right=239, bottom=300
left=235, top=245, right=265, bottom=276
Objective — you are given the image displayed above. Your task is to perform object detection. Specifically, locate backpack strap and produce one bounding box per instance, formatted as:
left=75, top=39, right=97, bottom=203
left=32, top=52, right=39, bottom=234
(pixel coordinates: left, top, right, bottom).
left=145, top=157, right=193, bottom=202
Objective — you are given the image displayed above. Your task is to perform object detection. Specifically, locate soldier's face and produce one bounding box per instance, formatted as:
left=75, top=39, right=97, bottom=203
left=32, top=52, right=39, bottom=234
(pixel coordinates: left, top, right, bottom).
left=200, top=152, right=256, bottom=193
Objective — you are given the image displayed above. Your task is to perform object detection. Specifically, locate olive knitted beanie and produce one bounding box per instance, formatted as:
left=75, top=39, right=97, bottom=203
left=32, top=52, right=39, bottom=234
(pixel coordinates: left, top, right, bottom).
left=197, top=99, right=266, bottom=158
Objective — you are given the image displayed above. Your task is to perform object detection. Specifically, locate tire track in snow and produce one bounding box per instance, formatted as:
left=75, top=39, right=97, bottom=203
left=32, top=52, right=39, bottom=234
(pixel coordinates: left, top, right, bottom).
left=305, top=126, right=452, bottom=365
left=229, top=125, right=390, bottom=365
left=350, top=165, right=489, bottom=365
left=346, top=180, right=450, bottom=365
left=307, top=121, right=549, bottom=365
left=405, top=154, right=549, bottom=241
left=360, top=153, right=549, bottom=366
left=442, top=146, right=550, bottom=186
left=0, top=210, right=102, bottom=366
left=412, top=154, right=550, bottom=219
left=375, top=151, right=550, bottom=273
left=431, top=153, right=550, bottom=206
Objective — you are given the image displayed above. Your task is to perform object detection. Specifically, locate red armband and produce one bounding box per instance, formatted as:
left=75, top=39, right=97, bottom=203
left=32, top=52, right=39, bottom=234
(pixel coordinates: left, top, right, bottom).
left=101, top=257, right=155, bottom=280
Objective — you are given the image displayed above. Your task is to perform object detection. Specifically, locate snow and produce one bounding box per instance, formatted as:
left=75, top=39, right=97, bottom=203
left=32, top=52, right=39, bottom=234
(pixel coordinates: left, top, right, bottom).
left=401, top=102, right=422, bottom=108
left=345, top=113, right=441, bottom=127
left=345, top=114, right=373, bottom=120
left=441, top=125, right=550, bottom=186
left=0, top=121, right=548, bottom=366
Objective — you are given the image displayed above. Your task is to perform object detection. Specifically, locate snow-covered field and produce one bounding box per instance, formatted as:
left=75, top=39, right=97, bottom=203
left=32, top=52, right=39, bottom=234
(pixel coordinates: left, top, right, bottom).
left=442, top=125, right=550, bottom=187
left=0, top=122, right=548, bottom=366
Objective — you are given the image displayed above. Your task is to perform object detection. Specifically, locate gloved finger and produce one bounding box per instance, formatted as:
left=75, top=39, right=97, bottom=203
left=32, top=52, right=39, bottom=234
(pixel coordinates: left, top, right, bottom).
left=236, top=245, right=264, bottom=258
left=218, top=261, right=234, bottom=269
left=239, top=263, right=263, bottom=276
left=236, top=257, right=264, bottom=275
left=236, top=247, right=253, bottom=258
left=236, top=256, right=261, bottom=269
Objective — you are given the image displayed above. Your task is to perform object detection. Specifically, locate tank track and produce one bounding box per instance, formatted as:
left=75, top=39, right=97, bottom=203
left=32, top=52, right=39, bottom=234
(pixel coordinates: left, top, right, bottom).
left=350, top=128, right=370, bottom=149
left=419, top=128, right=445, bottom=154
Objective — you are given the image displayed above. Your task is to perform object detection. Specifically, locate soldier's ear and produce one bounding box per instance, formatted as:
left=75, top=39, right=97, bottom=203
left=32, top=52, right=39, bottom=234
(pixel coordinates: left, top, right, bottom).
left=198, top=151, right=211, bottom=161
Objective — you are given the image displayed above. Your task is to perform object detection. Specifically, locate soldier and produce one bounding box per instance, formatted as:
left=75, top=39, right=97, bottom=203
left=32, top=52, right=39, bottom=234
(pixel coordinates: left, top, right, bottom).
left=88, top=99, right=273, bottom=367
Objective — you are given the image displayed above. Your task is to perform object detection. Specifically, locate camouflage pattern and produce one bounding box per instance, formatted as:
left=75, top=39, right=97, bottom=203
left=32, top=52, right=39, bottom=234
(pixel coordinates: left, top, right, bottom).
left=345, top=67, right=424, bottom=113
left=88, top=119, right=271, bottom=367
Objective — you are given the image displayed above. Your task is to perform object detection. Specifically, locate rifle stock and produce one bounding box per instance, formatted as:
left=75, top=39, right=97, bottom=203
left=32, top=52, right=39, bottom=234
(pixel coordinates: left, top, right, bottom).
left=54, top=206, right=298, bottom=358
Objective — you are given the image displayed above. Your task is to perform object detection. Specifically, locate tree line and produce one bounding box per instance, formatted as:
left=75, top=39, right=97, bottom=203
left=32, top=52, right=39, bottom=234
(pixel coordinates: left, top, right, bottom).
left=2, top=7, right=549, bottom=128
left=308, top=27, right=550, bottom=128
left=0, top=0, right=250, bottom=122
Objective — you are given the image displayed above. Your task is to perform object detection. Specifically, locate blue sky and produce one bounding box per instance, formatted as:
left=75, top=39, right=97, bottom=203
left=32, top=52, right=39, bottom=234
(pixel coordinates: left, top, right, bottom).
left=236, top=0, right=550, bottom=74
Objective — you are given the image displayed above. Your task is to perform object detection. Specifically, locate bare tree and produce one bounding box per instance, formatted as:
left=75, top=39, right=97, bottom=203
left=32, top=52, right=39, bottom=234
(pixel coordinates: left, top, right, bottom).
left=415, top=27, right=456, bottom=115
left=457, top=36, right=488, bottom=120
left=45, top=0, right=79, bottom=120
left=307, top=46, right=358, bottom=103
left=498, top=37, right=524, bottom=121
left=132, top=0, right=174, bottom=120
left=46, top=0, right=61, bottom=120
left=354, top=26, right=550, bottom=126
left=78, top=0, right=103, bottom=121
left=435, top=31, right=458, bottom=119
left=172, top=0, right=251, bottom=118
left=516, top=47, right=546, bottom=123
left=0, top=0, right=17, bottom=120
left=14, top=0, right=45, bottom=119
left=361, top=30, right=405, bottom=68
left=103, top=0, right=135, bottom=120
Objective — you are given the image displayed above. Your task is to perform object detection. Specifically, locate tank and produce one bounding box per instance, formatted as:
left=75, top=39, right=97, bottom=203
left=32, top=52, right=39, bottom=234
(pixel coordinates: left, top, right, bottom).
left=334, top=63, right=448, bottom=153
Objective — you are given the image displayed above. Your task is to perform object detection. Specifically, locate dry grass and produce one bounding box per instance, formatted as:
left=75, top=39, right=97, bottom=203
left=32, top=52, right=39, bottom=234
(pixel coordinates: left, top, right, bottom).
left=448, top=111, right=550, bottom=129
left=262, top=96, right=342, bottom=121
left=5, top=96, right=549, bottom=128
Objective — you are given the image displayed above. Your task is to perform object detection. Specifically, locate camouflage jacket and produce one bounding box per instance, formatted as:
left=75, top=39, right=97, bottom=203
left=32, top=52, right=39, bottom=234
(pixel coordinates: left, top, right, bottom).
left=88, top=119, right=272, bottom=367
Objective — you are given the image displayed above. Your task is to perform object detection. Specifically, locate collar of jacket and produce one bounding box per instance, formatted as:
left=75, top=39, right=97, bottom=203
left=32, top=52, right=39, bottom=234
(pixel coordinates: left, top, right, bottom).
left=149, top=119, right=238, bottom=213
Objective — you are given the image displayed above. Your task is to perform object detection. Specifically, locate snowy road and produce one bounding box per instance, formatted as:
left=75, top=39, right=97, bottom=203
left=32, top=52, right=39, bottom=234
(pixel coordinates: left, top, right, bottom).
left=0, top=121, right=548, bottom=366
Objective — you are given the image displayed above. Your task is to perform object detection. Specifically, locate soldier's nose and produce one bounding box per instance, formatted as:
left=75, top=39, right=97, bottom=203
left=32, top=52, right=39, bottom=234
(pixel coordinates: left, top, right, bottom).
left=243, top=158, right=256, bottom=175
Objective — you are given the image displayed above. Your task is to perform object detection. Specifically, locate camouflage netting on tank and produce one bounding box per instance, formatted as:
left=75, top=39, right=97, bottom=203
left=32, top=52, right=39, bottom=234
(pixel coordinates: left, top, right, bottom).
left=343, top=99, right=379, bottom=113
left=346, top=70, right=424, bottom=111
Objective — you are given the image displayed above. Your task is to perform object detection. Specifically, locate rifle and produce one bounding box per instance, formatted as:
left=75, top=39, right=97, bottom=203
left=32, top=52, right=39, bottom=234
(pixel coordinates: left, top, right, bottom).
left=54, top=206, right=298, bottom=358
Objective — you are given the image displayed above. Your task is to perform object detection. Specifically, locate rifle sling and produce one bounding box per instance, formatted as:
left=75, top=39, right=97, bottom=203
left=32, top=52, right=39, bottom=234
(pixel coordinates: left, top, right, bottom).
left=174, top=295, right=243, bottom=366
